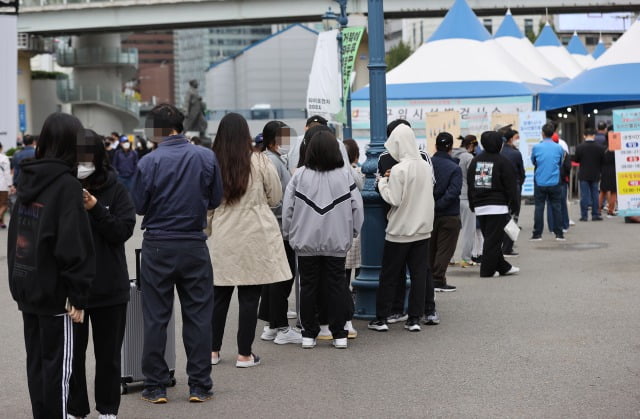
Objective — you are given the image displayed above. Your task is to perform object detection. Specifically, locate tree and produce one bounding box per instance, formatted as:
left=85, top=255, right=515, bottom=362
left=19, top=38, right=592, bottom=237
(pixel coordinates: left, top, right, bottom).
left=386, top=41, right=412, bottom=71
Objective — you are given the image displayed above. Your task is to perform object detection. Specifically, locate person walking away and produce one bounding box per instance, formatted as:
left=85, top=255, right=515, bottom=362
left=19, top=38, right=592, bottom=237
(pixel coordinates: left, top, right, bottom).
left=282, top=130, right=363, bottom=349
left=131, top=104, right=223, bottom=404
left=429, top=132, right=462, bottom=294
left=500, top=129, right=525, bottom=256
left=0, top=142, right=12, bottom=228
left=208, top=113, right=291, bottom=366
left=599, top=139, right=617, bottom=217
left=7, top=113, right=95, bottom=419
left=257, top=120, right=302, bottom=345
left=67, top=130, right=136, bottom=419
left=369, top=124, right=435, bottom=333
left=452, top=135, right=479, bottom=267
left=574, top=128, right=605, bottom=221
left=594, top=121, right=607, bottom=147
left=111, top=136, right=138, bottom=191
left=530, top=123, right=566, bottom=241
left=467, top=131, right=519, bottom=277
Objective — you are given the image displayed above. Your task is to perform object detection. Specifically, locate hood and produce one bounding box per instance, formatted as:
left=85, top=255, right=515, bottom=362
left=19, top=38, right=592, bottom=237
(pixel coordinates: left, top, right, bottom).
left=384, top=124, right=421, bottom=162
left=86, top=168, right=118, bottom=192
left=17, top=159, right=74, bottom=204
left=480, top=131, right=504, bottom=154
left=451, top=147, right=469, bottom=159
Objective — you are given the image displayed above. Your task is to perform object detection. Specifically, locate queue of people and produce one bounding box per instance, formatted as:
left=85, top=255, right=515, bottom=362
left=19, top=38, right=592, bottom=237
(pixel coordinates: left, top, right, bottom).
left=5, top=107, right=623, bottom=418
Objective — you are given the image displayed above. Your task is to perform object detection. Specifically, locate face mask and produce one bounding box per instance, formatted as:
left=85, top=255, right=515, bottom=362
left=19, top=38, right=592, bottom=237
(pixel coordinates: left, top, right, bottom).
left=77, top=163, right=95, bottom=180
left=279, top=145, right=289, bottom=154
left=147, top=141, right=154, bottom=149
left=121, top=142, right=131, bottom=150
left=514, top=140, right=520, bottom=148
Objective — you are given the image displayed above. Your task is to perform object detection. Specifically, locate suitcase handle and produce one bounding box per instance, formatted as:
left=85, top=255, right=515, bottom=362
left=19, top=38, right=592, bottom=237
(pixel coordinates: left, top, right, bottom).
left=135, top=248, right=142, bottom=290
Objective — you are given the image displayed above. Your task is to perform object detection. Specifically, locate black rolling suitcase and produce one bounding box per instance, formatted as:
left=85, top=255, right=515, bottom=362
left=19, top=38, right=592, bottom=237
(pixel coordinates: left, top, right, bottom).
left=120, top=249, right=177, bottom=394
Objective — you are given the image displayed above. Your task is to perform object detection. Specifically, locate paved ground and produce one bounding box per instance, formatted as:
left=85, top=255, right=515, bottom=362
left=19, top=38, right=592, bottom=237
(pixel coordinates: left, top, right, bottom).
left=1, top=202, right=639, bottom=418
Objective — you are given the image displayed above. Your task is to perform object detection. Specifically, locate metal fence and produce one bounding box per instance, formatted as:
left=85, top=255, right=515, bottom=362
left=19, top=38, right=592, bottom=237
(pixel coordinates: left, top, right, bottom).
left=56, top=47, right=138, bottom=68
left=57, top=79, right=140, bottom=116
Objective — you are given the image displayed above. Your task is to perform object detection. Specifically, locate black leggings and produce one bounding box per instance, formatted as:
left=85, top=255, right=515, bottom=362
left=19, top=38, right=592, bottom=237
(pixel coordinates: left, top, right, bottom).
left=211, top=285, right=262, bottom=356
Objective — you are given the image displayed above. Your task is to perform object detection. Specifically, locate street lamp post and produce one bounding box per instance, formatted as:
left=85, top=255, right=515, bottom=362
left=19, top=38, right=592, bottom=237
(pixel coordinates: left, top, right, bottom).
left=351, top=0, right=387, bottom=319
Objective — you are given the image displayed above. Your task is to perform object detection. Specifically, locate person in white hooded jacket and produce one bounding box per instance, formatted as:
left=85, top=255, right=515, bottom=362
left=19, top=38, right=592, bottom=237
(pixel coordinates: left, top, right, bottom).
left=368, top=124, right=435, bottom=332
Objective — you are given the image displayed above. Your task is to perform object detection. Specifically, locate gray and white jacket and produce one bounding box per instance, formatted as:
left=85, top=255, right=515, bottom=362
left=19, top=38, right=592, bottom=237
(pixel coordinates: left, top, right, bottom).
left=282, top=166, right=364, bottom=257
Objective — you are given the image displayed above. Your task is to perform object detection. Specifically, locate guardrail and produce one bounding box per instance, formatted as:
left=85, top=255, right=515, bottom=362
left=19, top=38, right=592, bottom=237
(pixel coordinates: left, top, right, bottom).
left=208, top=108, right=308, bottom=121
left=57, top=79, right=140, bottom=116
left=56, top=47, right=138, bottom=68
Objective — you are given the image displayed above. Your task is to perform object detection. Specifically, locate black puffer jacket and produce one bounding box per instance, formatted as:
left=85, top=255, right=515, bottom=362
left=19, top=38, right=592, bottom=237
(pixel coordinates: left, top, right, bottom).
left=467, top=132, right=518, bottom=212
left=84, top=169, right=136, bottom=308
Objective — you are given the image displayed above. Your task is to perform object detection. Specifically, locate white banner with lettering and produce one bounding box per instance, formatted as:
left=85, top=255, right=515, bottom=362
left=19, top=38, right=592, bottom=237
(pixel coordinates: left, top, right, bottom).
left=306, top=30, right=341, bottom=122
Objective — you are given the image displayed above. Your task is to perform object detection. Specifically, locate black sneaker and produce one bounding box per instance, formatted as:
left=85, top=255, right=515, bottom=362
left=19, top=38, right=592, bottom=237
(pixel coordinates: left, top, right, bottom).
left=592, top=216, right=603, bottom=221
left=141, top=386, right=168, bottom=404
left=386, top=313, right=408, bottom=324
left=434, top=284, right=456, bottom=292
left=368, top=319, right=389, bottom=331
left=404, top=318, right=421, bottom=332
left=423, top=311, right=441, bottom=325
left=471, top=255, right=482, bottom=263
left=529, top=235, right=542, bottom=241
left=189, top=387, right=214, bottom=403
left=503, top=251, right=519, bottom=257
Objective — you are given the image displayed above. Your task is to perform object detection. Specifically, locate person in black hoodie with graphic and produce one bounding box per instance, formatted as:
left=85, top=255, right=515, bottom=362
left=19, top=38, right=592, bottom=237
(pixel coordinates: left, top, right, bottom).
left=67, top=130, right=136, bottom=419
left=467, top=131, right=519, bottom=278
left=7, top=112, right=95, bottom=419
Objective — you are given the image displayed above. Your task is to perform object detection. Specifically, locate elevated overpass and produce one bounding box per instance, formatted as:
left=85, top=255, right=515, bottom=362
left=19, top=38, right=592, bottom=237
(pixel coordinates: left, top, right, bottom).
left=18, top=0, right=640, bottom=35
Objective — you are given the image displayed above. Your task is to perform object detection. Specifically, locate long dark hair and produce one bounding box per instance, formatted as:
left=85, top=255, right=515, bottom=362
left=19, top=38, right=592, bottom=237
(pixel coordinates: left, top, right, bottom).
left=81, top=129, right=112, bottom=189
left=305, top=131, right=344, bottom=172
left=342, top=139, right=359, bottom=165
left=36, top=112, right=84, bottom=167
left=261, top=120, right=286, bottom=152
left=212, top=113, right=253, bottom=205
left=298, top=125, right=332, bottom=168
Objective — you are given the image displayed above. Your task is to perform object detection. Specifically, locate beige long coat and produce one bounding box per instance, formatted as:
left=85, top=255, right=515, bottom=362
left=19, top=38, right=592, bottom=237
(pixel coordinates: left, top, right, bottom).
left=207, top=152, right=291, bottom=286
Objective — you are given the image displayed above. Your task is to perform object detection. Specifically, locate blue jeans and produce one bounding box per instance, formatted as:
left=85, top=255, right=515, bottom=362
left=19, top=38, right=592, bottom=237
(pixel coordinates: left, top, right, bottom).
left=547, top=182, right=569, bottom=232
left=579, top=180, right=601, bottom=219
left=534, top=184, right=563, bottom=237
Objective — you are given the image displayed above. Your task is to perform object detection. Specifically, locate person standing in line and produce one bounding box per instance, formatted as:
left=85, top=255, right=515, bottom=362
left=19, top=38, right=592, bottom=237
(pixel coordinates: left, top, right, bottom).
left=106, top=132, right=119, bottom=163
left=547, top=130, right=571, bottom=232
left=282, top=131, right=363, bottom=349
left=467, top=131, right=519, bottom=277
left=429, top=132, right=462, bottom=294
left=0, top=142, right=12, bottom=228
left=131, top=104, right=223, bottom=404
left=369, top=124, right=435, bottom=333
left=594, top=121, right=608, bottom=147
left=500, top=129, right=526, bottom=256
left=8, top=113, right=95, bottom=419
left=530, top=123, right=566, bottom=241
left=574, top=128, right=605, bottom=221
left=11, top=134, right=37, bottom=190
left=111, top=136, right=138, bottom=192
left=452, top=135, right=479, bottom=267
left=208, top=113, right=291, bottom=366
left=599, top=138, right=618, bottom=217
left=67, top=130, right=136, bottom=419
left=257, top=120, right=302, bottom=345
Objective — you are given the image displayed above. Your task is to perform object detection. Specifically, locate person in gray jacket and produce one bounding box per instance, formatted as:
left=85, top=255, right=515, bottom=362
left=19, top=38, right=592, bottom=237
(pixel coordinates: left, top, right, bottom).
left=452, top=135, right=479, bottom=267
left=282, top=131, right=364, bottom=350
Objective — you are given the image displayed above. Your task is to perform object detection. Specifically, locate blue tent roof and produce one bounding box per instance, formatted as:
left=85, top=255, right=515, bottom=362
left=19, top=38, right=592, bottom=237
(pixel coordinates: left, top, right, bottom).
left=592, top=41, right=607, bottom=59
left=427, top=0, right=491, bottom=42
left=494, top=11, right=524, bottom=39
left=567, top=33, right=589, bottom=55
left=352, top=81, right=534, bottom=101
left=538, top=63, right=640, bottom=110
left=535, top=24, right=562, bottom=47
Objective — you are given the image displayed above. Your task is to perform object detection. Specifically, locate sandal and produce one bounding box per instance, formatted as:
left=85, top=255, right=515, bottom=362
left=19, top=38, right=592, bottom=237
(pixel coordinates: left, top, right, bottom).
left=235, top=353, right=261, bottom=368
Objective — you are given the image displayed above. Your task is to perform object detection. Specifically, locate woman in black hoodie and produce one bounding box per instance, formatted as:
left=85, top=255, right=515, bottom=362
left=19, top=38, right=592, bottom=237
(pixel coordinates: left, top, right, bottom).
left=8, top=113, right=96, bottom=419
left=67, top=130, right=136, bottom=419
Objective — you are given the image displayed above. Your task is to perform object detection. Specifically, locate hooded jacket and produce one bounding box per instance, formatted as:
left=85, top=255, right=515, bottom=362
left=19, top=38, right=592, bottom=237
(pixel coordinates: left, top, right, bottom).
left=8, top=159, right=95, bottom=315
left=282, top=165, right=363, bottom=257
left=467, top=132, right=518, bottom=212
left=378, top=124, right=434, bottom=243
left=84, top=169, right=136, bottom=308
left=452, top=147, right=474, bottom=199
left=431, top=150, right=462, bottom=217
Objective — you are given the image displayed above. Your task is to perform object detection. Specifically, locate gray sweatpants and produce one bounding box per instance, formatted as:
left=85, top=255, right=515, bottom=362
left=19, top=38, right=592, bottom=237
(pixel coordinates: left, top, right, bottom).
left=459, top=199, right=476, bottom=261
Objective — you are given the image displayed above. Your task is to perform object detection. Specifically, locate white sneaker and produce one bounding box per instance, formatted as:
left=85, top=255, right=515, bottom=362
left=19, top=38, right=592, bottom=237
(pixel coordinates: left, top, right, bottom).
left=333, top=338, right=348, bottom=349
left=211, top=352, right=220, bottom=365
left=504, top=266, right=520, bottom=276
left=274, top=327, right=302, bottom=345
left=301, top=337, right=316, bottom=348
left=569, top=219, right=576, bottom=226
left=287, top=310, right=297, bottom=319
left=260, top=326, right=277, bottom=341
left=345, top=321, right=358, bottom=339
left=98, top=415, right=117, bottom=419
left=68, top=415, right=86, bottom=419
left=317, top=324, right=332, bottom=340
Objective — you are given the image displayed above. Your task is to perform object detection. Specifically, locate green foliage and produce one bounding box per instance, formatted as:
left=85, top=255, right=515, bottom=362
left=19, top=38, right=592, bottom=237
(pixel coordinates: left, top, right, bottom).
left=5, top=148, right=17, bottom=157
left=386, top=41, right=412, bottom=72
left=31, top=71, right=69, bottom=80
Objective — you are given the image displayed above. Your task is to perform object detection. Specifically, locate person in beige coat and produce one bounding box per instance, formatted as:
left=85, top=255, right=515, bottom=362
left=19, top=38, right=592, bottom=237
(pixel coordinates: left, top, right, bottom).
left=208, top=113, right=291, bottom=368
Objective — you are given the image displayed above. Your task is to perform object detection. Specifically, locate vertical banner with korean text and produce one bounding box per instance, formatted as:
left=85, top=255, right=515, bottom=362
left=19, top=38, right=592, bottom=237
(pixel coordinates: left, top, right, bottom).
left=0, top=15, right=17, bottom=150
left=306, top=30, right=341, bottom=122
left=612, top=109, right=640, bottom=216
left=340, top=27, right=365, bottom=115
left=518, top=111, right=547, bottom=197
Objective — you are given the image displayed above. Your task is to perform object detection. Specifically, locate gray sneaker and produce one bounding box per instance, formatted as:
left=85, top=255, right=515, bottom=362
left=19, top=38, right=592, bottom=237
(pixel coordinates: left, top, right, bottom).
left=386, top=313, right=409, bottom=324
left=423, top=311, right=440, bottom=325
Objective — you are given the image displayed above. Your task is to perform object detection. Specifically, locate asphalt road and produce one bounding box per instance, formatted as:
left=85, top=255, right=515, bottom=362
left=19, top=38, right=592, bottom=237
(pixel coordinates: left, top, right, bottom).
left=1, top=202, right=639, bottom=418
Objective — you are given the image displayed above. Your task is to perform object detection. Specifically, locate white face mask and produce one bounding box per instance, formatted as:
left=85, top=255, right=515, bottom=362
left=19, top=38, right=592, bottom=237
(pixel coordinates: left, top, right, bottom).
left=77, top=163, right=96, bottom=180
left=514, top=140, right=520, bottom=149
left=121, top=142, right=131, bottom=150
left=146, top=141, right=154, bottom=149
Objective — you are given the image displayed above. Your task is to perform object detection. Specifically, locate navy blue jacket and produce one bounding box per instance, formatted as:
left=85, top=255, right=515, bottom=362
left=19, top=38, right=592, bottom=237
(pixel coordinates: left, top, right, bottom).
left=112, top=149, right=139, bottom=178
left=132, top=135, right=223, bottom=241
left=431, top=151, right=462, bottom=217
left=12, top=145, right=36, bottom=186
left=501, top=144, right=525, bottom=186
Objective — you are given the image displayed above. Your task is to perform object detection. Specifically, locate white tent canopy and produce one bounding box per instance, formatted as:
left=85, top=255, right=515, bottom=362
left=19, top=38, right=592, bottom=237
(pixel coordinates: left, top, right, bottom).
left=534, top=24, right=584, bottom=79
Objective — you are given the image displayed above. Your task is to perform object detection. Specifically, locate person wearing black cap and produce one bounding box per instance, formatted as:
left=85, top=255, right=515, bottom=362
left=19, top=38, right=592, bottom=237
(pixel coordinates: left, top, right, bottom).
left=500, top=129, right=525, bottom=256
left=430, top=132, right=462, bottom=294
left=467, top=131, right=519, bottom=278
